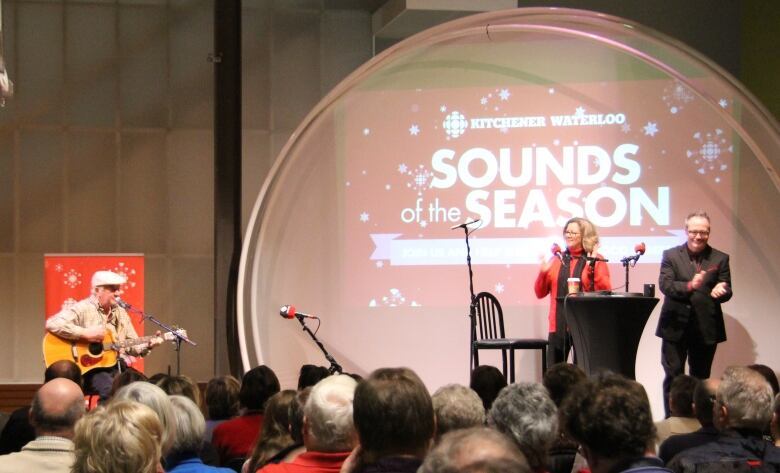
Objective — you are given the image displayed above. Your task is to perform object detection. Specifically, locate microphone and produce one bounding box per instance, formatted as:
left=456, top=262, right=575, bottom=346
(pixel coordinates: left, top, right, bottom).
left=450, top=219, right=481, bottom=230
left=620, top=242, right=646, bottom=264
left=279, top=305, right=318, bottom=320
left=551, top=243, right=562, bottom=261
left=115, top=296, right=131, bottom=310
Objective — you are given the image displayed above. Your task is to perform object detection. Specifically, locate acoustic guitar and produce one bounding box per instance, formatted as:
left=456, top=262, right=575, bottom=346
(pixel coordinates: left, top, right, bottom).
left=42, top=329, right=187, bottom=374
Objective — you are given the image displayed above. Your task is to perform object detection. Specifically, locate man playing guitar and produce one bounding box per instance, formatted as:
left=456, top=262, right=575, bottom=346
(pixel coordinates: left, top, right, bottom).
left=45, top=270, right=162, bottom=400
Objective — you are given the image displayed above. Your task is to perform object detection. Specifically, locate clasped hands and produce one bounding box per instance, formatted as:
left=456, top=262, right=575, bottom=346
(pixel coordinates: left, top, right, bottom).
left=690, top=270, right=729, bottom=298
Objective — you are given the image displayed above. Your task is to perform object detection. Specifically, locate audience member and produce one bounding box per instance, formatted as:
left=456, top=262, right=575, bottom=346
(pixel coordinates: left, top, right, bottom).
left=166, top=395, right=234, bottom=473
left=0, top=378, right=85, bottom=473
left=561, top=372, right=664, bottom=473
left=658, top=378, right=720, bottom=464
left=656, top=375, right=701, bottom=445
left=487, top=382, right=558, bottom=473
left=204, top=375, right=242, bottom=442
left=297, top=365, right=330, bottom=390
left=157, top=374, right=202, bottom=407
left=244, top=390, right=297, bottom=473
left=542, top=363, right=586, bottom=473
left=275, top=387, right=311, bottom=463
left=72, top=400, right=164, bottom=473
left=114, top=380, right=177, bottom=455
left=772, top=394, right=780, bottom=447
left=259, top=374, right=358, bottom=473
left=469, top=365, right=507, bottom=411
left=212, top=365, right=280, bottom=465
left=418, top=427, right=530, bottom=473
left=347, top=367, right=434, bottom=473
left=431, top=384, right=485, bottom=441
left=0, top=359, right=82, bottom=454
left=748, top=364, right=779, bottom=397
left=667, top=366, right=780, bottom=472
left=110, top=366, right=149, bottom=398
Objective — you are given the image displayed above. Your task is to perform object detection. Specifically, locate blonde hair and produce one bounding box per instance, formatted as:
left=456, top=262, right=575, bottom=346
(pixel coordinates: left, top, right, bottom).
left=73, top=400, right=163, bottom=473
left=563, top=217, right=600, bottom=253
left=113, top=381, right=176, bottom=454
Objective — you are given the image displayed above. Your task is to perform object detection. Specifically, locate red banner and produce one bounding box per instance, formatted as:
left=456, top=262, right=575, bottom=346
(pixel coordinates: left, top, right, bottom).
left=44, top=254, right=146, bottom=371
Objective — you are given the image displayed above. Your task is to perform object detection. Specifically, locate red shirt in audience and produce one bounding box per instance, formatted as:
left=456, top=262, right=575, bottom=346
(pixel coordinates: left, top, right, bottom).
left=212, top=413, right=264, bottom=464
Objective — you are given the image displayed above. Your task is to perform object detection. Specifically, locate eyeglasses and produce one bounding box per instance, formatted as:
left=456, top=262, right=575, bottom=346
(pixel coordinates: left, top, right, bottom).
left=565, top=231, right=581, bottom=237
left=100, top=285, right=121, bottom=292
left=687, top=230, right=710, bottom=236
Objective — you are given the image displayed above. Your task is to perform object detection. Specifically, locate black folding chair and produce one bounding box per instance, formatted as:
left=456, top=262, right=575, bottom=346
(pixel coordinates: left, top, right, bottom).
left=471, top=291, right=548, bottom=383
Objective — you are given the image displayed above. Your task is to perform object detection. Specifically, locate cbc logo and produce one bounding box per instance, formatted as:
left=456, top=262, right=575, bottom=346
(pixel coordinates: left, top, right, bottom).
left=443, top=111, right=468, bottom=139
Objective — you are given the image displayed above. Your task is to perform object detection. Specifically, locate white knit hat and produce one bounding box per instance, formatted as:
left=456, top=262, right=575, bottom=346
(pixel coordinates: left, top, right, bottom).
left=91, top=270, right=126, bottom=287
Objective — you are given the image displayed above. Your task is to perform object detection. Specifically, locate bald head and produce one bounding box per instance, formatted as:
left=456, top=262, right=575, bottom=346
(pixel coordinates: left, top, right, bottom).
left=31, top=378, right=85, bottom=437
left=44, top=360, right=82, bottom=386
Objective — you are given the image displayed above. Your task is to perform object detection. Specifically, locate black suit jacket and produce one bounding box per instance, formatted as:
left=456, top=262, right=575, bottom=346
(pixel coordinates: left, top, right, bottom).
left=655, top=244, right=732, bottom=344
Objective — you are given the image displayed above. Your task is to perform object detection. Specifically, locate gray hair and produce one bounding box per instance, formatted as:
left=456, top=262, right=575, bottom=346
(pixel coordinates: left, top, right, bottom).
left=114, top=381, right=177, bottom=455
left=432, top=384, right=486, bottom=439
left=303, top=374, right=357, bottom=452
left=487, top=382, right=557, bottom=472
left=718, top=366, right=773, bottom=430
left=684, top=210, right=710, bottom=228
left=168, top=395, right=206, bottom=454
left=419, top=427, right=529, bottom=473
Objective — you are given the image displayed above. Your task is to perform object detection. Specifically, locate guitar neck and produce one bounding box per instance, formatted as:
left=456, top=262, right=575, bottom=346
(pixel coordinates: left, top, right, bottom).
left=106, top=334, right=158, bottom=350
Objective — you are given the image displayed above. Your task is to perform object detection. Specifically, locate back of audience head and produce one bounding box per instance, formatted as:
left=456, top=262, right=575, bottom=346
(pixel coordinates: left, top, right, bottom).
left=168, top=395, right=207, bottom=458
left=353, top=367, right=434, bottom=463
left=245, top=389, right=298, bottom=473
left=73, top=400, right=163, bottom=473
left=771, top=394, right=780, bottom=444
left=716, top=365, right=773, bottom=431
left=542, top=363, right=586, bottom=407
left=241, top=365, right=281, bottom=411
left=419, top=427, right=530, bottom=473
left=560, top=372, right=655, bottom=471
left=488, top=382, right=557, bottom=472
left=304, top=374, right=357, bottom=452
left=44, top=359, right=83, bottom=386
left=114, top=380, right=176, bottom=455
left=298, top=364, right=331, bottom=390
left=31, top=377, right=85, bottom=438
left=693, top=378, right=719, bottom=427
left=290, top=387, right=312, bottom=445
left=748, top=364, right=780, bottom=397
left=432, top=384, right=485, bottom=441
left=110, top=367, right=148, bottom=398
left=156, top=374, right=201, bottom=407
left=205, top=375, right=241, bottom=420
left=147, top=372, right=170, bottom=385
left=470, top=365, right=507, bottom=411
left=669, top=374, right=698, bottom=418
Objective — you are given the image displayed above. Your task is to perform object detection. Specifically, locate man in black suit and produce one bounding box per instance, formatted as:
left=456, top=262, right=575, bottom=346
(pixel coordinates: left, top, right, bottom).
left=656, top=210, right=732, bottom=417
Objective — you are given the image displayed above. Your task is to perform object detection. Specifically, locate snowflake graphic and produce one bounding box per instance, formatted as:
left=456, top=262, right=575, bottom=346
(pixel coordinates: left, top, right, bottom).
left=363, top=128, right=370, bottom=136
left=112, top=262, right=138, bottom=290
left=419, top=220, right=427, bottom=228
left=54, top=263, right=64, bottom=272
left=718, top=98, right=729, bottom=108
left=662, top=81, right=695, bottom=114
left=495, top=282, right=505, bottom=294
left=440, top=105, right=447, bottom=112
left=686, top=129, right=732, bottom=181
left=621, top=123, right=631, bottom=133
left=548, top=88, right=555, bottom=95
left=409, top=124, right=420, bottom=136
left=575, top=107, right=586, bottom=117
left=63, top=269, right=82, bottom=289
left=498, top=89, right=511, bottom=101
left=405, top=164, right=433, bottom=196
left=398, top=163, right=408, bottom=174
left=385, top=184, right=391, bottom=190
left=359, top=212, right=370, bottom=223
left=60, top=297, right=78, bottom=310
left=643, top=122, right=659, bottom=137
left=381, top=288, right=406, bottom=307
left=480, top=97, right=487, bottom=105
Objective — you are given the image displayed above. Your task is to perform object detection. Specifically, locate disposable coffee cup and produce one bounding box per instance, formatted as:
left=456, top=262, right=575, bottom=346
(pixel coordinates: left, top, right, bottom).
left=567, top=277, right=581, bottom=294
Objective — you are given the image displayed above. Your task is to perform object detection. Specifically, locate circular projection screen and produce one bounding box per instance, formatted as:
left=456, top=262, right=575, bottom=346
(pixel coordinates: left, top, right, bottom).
left=239, top=8, right=780, bottom=417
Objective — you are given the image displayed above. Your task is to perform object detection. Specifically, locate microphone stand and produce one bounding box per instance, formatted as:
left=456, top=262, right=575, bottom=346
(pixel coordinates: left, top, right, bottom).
left=457, top=225, right=478, bottom=371
left=620, top=254, right=640, bottom=293
left=294, top=315, right=342, bottom=374
left=121, top=303, right=197, bottom=376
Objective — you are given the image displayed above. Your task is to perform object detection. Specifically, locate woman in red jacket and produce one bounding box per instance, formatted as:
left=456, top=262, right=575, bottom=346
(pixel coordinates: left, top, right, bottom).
left=535, top=217, right=611, bottom=368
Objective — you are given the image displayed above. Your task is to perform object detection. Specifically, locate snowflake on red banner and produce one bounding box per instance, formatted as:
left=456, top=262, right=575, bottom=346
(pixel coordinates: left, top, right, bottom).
left=381, top=288, right=406, bottom=307
left=662, top=80, right=695, bottom=114
left=112, top=262, right=138, bottom=290
left=61, top=297, right=77, bottom=310
left=63, top=269, right=82, bottom=289
left=54, top=263, right=64, bottom=272
left=686, top=129, right=732, bottom=183
left=405, top=164, right=433, bottom=196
